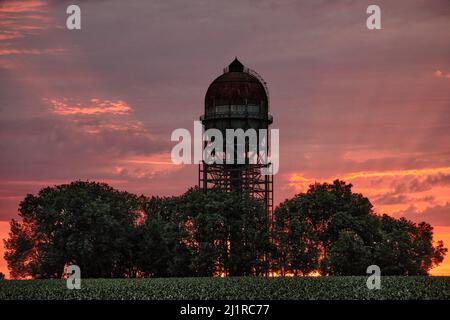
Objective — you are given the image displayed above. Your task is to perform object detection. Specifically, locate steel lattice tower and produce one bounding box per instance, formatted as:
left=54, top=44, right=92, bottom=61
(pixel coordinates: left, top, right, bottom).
left=199, top=58, right=274, bottom=215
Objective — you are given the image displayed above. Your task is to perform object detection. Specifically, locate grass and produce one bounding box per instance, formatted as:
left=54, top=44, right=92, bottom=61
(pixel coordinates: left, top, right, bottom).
left=1, top=276, right=449, bottom=300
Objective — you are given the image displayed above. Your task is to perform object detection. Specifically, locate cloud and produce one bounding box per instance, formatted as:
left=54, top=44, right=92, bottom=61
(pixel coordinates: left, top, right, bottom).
left=397, top=203, right=450, bottom=226
left=392, top=173, right=450, bottom=194
left=434, top=70, right=444, bottom=77
left=0, top=31, right=21, bottom=41
left=113, top=153, right=183, bottom=180
left=375, top=193, right=410, bottom=205
left=47, top=98, right=132, bottom=116
left=374, top=192, right=435, bottom=206
left=43, top=98, right=154, bottom=136
left=1, top=0, right=450, bottom=220
left=0, top=0, right=50, bottom=42
left=0, top=48, right=65, bottom=56
left=0, top=0, right=47, bottom=13
left=0, top=97, right=169, bottom=184
left=286, top=167, right=450, bottom=192
left=434, top=69, right=450, bottom=79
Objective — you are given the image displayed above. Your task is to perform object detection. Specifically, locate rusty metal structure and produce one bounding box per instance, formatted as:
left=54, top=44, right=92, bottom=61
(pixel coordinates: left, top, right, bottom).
left=199, top=58, right=274, bottom=215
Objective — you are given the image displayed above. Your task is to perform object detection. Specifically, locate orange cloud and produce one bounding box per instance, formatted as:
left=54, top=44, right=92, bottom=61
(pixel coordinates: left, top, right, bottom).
left=286, top=167, right=450, bottom=215
left=0, top=0, right=49, bottom=41
left=44, top=98, right=153, bottom=136
left=342, top=167, right=450, bottom=180
left=112, top=153, right=182, bottom=179
left=285, top=169, right=450, bottom=275
left=47, top=98, right=132, bottom=116
left=0, top=48, right=65, bottom=56
left=0, top=0, right=47, bottom=14
left=287, top=167, right=450, bottom=188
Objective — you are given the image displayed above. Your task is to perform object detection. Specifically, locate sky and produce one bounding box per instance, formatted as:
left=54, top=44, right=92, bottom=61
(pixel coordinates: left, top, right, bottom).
left=0, top=0, right=449, bottom=277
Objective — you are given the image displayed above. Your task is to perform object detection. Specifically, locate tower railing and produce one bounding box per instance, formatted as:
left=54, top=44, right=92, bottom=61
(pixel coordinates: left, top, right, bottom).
left=243, top=67, right=270, bottom=109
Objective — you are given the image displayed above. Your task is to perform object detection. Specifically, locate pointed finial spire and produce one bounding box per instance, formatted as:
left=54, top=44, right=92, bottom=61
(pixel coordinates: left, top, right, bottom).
left=228, top=57, right=244, bottom=72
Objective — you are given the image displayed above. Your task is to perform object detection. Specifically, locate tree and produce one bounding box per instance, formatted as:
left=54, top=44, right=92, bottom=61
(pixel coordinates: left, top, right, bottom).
left=273, top=180, right=447, bottom=276
left=272, top=200, right=320, bottom=276
left=0, top=272, right=5, bottom=280
left=372, top=215, right=447, bottom=275
left=3, top=219, right=36, bottom=279
left=137, top=195, right=192, bottom=277
left=4, top=181, right=140, bottom=279
left=321, top=230, right=370, bottom=275
left=4, top=179, right=446, bottom=278
left=180, top=188, right=271, bottom=277
left=136, top=188, right=271, bottom=277
left=274, top=180, right=378, bottom=275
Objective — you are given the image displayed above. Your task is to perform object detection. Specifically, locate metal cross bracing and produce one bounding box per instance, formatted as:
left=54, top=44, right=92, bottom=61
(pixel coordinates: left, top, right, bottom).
left=199, top=161, right=273, bottom=220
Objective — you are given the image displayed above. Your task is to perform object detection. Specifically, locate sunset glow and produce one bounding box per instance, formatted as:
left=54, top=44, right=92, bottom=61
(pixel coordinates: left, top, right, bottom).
left=1, top=0, right=449, bottom=278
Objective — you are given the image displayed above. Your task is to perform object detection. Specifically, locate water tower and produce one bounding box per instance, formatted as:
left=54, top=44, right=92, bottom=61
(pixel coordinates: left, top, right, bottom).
left=199, top=58, right=274, bottom=214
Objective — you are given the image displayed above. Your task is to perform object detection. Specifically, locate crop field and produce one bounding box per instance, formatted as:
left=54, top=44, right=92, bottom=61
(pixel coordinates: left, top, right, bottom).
left=1, top=276, right=450, bottom=300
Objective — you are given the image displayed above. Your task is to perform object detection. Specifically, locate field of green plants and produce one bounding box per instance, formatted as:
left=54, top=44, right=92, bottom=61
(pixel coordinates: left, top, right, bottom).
left=1, top=276, right=449, bottom=300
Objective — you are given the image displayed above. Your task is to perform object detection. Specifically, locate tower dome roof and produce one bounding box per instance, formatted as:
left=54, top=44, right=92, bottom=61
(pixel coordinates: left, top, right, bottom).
left=205, top=58, right=268, bottom=108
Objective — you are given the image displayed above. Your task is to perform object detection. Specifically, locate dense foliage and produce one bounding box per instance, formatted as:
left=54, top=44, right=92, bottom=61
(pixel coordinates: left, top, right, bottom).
left=134, top=188, right=270, bottom=277
left=1, top=277, right=450, bottom=300
left=272, top=180, right=447, bottom=276
left=3, top=181, right=140, bottom=278
left=4, top=181, right=270, bottom=278
left=3, top=180, right=447, bottom=278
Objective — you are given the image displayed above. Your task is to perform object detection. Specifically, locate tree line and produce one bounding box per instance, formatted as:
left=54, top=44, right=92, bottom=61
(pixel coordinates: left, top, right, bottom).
left=3, top=180, right=447, bottom=278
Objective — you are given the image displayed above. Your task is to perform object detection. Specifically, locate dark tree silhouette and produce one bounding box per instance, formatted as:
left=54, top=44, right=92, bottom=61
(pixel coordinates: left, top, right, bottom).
left=372, top=214, right=447, bottom=275
left=4, top=181, right=140, bottom=278
left=179, top=188, right=270, bottom=276
left=273, top=180, right=447, bottom=276
left=3, top=180, right=447, bottom=278
left=137, top=189, right=271, bottom=277
left=272, top=199, right=320, bottom=276
left=4, top=184, right=270, bottom=278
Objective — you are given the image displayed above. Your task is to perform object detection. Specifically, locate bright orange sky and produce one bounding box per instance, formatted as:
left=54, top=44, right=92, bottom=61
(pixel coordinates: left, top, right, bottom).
left=1, top=0, right=449, bottom=278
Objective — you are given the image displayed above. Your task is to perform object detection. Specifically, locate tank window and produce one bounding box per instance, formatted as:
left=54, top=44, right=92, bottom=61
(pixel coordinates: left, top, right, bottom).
left=230, top=105, right=245, bottom=113
left=215, top=105, right=229, bottom=114
left=215, top=105, right=260, bottom=114
left=247, top=104, right=260, bottom=113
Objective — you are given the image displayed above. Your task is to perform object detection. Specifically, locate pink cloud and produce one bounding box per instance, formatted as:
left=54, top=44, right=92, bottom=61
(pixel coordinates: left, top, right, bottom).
left=0, top=0, right=50, bottom=41
left=0, top=0, right=47, bottom=14
left=47, top=98, right=132, bottom=116
left=43, top=98, right=155, bottom=136
left=396, top=203, right=450, bottom=226
left=114, top=153, right=183, bottom=179
left=0, top=48, right=65, bottom=56
left=434, top=69, right=450, bottom=79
